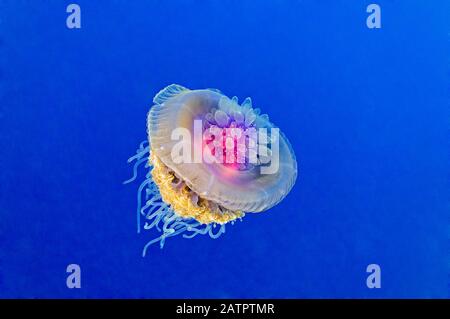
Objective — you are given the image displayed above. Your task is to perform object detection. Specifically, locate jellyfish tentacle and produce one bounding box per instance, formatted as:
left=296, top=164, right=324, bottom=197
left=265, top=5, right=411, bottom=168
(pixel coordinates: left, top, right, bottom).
left=136, top=177, right=152, bottom=233
left=124, top=140, right=150, bottom=184
left=142, top=199, right=164, bottom=220
left=127, top=141, right=149, bottom=162
left=208, top=223, right=226, bottom=239
left=183, top=224, right=210, bottom=239
left=140, top=200, right=227, bottom=256
left=126, top=142, right=150, bottom=163
left=124, top=156, right=148, bottom=185
left=142, top=236, right=164, bottom=256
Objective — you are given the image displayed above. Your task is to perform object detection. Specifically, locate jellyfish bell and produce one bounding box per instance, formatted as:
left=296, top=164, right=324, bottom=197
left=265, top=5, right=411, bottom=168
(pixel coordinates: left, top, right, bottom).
left=125, top=84, right=297, bottom=256
left=149, top=85, right=297, bottom=213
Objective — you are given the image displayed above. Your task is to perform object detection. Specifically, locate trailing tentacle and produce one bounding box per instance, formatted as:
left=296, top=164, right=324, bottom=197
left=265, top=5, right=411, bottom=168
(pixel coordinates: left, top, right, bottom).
left=125, top=140, right=233, bottom=256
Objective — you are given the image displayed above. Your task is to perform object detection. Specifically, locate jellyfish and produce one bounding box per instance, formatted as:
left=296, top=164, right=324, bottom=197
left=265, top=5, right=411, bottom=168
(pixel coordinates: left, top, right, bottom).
left=125, top=84, right=297, bottom=256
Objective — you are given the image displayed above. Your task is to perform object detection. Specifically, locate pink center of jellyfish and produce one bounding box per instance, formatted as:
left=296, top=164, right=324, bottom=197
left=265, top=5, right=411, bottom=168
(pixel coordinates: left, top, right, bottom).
left=202, top=109, right=259, bottom=171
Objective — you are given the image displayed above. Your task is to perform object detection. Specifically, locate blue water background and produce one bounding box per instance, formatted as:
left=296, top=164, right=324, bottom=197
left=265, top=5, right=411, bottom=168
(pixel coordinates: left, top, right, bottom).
left=0, top=0, right=448, bottom=298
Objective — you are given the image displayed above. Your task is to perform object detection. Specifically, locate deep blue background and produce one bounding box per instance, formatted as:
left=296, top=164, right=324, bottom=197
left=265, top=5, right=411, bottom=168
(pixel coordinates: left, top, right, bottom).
left=0, top=0, right=448, bottom=298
